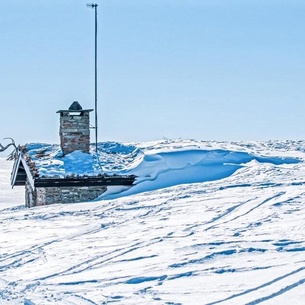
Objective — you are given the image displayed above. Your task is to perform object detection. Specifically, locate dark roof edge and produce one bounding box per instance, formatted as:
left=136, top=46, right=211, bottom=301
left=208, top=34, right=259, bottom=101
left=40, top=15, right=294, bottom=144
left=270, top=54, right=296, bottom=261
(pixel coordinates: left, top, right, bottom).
left=34, top=175, right=136, bottom=188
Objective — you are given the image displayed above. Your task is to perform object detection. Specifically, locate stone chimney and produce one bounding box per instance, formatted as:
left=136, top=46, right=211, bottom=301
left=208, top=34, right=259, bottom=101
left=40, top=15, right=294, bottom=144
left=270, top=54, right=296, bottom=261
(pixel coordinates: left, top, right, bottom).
left=56, top=101, right=93, bottom=155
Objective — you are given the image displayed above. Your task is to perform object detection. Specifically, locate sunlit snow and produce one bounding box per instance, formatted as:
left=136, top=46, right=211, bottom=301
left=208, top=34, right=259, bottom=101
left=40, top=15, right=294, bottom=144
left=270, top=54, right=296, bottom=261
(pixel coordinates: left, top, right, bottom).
left=1, top=139, right=305, bottom=304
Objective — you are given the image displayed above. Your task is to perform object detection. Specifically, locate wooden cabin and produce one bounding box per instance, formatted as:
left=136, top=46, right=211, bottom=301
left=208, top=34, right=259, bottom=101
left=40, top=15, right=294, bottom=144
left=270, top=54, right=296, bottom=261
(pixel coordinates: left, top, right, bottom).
left=10, top=102, right=135, bottom=207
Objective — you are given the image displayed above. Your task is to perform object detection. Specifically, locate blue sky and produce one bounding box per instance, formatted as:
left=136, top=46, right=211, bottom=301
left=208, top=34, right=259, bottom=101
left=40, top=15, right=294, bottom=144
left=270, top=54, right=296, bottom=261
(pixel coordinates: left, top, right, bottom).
left=1, top=0, right=305, bottom=147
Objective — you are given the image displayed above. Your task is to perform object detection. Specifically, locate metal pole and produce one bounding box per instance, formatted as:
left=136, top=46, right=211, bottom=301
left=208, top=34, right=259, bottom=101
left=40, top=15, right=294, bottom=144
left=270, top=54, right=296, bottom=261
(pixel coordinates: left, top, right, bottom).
left=87, top=3, right=98, bottom=153
left=94, top=4, right=98, bottom=153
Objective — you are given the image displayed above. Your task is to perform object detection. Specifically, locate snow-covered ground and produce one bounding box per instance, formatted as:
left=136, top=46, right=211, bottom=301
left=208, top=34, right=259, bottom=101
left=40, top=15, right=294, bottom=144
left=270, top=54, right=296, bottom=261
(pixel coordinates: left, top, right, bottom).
left=1, top=139, right=305, bottom=304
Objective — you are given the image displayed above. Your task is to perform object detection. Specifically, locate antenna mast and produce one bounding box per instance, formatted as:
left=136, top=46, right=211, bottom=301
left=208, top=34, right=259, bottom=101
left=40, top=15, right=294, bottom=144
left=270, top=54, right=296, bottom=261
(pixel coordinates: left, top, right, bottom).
left=86, top=3, right=98, bottom=153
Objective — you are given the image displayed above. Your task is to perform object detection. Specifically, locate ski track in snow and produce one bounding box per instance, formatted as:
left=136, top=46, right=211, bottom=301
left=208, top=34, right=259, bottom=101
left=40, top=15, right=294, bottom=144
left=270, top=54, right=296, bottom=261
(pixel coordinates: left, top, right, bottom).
left=1, top=139, right=305, bottom=304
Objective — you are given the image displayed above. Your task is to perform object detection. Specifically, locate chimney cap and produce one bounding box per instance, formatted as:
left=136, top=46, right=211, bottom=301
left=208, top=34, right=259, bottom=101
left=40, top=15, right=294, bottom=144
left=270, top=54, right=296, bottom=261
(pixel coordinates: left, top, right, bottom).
left=69, top=101, right=82, bottom=111
left=56, top=101, right=93, bottom=113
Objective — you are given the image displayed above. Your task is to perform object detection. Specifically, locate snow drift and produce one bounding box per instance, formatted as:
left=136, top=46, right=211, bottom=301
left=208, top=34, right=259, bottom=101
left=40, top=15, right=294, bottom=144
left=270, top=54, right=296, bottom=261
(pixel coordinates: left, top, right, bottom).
left=22, top=140, right=300, bottom=199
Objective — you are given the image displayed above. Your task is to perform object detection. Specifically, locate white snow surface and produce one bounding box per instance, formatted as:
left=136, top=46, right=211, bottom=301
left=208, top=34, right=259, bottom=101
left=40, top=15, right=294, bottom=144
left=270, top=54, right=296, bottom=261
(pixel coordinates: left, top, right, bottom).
left=1, top=139, right=305, bottom=304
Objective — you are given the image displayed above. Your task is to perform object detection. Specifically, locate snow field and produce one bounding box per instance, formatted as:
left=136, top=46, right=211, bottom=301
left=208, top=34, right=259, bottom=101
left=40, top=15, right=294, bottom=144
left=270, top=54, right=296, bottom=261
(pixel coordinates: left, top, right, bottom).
left=1, top=139, right=305, bottom=304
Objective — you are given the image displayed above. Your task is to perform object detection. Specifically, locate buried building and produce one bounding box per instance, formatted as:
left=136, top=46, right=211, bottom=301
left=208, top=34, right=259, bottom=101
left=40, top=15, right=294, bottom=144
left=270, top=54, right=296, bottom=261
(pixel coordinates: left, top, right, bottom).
left=10, top=102, right=135, bottom=208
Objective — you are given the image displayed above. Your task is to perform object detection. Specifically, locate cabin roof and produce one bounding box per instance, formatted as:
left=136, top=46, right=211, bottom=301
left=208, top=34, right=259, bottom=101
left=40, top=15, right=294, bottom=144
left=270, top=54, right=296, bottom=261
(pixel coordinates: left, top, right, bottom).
left=10, top=143, right=137, bottom=188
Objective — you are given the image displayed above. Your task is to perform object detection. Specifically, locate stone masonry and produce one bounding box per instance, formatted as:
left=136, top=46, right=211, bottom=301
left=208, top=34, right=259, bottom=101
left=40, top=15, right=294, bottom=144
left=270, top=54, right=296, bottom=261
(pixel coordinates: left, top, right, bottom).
left=25, top=179, right=107, bottom=208
left=59, top=112, right=91, bottom=155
